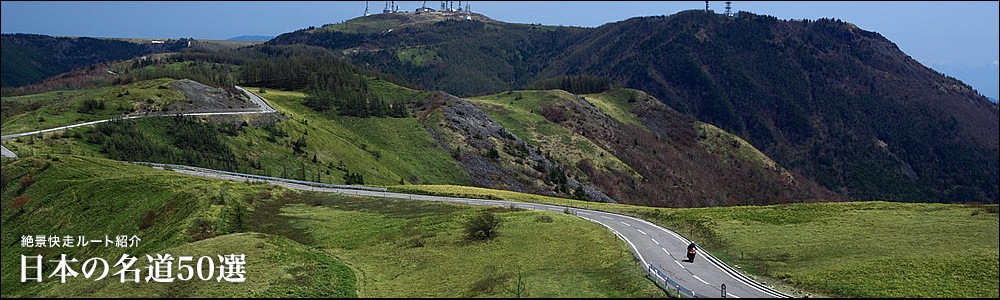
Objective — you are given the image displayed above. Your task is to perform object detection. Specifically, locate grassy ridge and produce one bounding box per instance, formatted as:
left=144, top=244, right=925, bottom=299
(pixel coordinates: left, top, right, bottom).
left=388, top=184, right=1000, bottom=298
left=1, top=78, right=183, bottom=134
left=253, top=191, right=664, bottom=298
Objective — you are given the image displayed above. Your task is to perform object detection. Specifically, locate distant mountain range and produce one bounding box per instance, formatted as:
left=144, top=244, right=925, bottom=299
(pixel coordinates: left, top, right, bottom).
left=0, top=33, right=189, bottom=87
left=226, top=35, right=275, bottom=41
left=269, top=10, right=999, bottom=203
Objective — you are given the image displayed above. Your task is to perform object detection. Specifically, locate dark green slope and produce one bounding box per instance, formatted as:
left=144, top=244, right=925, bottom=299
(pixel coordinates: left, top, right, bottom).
left=541, top=11, right=999, bottom=202
left=0, top=34, right=190, bottom=88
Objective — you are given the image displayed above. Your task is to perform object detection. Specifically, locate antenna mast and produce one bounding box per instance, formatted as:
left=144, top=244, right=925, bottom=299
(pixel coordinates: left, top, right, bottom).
left=705, top=1, right=710, bottom=13
left=724, top=1, right=733, bottom=17
left=364, top=1, right=370, bottom=16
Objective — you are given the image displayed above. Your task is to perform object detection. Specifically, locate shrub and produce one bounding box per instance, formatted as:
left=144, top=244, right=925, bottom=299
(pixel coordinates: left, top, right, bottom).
left=18, top=174, right=36, bottom=190
left=464, top=211, right=502, bottom=241
left=486, top=147, right=500, bottom=160
left=139, top=210, right=157, bottom=229
left=11, top=196, right=30, bottom=211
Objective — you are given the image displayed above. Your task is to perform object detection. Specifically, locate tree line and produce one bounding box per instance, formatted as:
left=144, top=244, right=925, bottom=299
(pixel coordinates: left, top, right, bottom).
left=241, top=55, right=407, bottom=118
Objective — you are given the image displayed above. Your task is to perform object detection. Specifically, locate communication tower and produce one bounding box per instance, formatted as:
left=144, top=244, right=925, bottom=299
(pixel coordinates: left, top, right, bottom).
left=705, top=1, right=710, bottom=13
left=724, top=1, right=733, bottom=17
left=364, top=1, right=371, bottom=16
left=383, top=1, right=392, bottom=14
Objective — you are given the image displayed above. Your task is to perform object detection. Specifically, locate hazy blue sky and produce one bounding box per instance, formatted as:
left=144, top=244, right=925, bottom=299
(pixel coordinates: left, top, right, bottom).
left=2, top=1, right=998, bottom=99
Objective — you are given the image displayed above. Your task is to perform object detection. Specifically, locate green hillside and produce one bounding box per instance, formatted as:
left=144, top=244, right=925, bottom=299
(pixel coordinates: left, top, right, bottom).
left=0, top=155, right=664, bottom=298
left=0, top=155, right=347, bottom=297
left=233, top=87, right=471, bottom=185
left=1, top=78, right=184, bottom=134
left=2, top=77, right=471, bottom=187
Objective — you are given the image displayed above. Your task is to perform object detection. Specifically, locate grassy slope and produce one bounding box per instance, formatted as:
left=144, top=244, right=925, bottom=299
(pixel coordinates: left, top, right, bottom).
left=695, top=121, right=796, bottom=183
left=0, top=155, right=354, bottom=297
left=467, top=89, right=640, bottom=180
left=238, top=86, right=470, bottom=186
left=581, top=88, right=790, bottom=184
left=579, top=89, right=644, bottom=128
left=1, top=155, right=665, bottom=298
left=387, top=184, right=1000, bottom=298
left=1, top=78, right=182, bottom=134
left=253, top=191, right=664, bottom=298
left=36, top=232, right=357, bottom=298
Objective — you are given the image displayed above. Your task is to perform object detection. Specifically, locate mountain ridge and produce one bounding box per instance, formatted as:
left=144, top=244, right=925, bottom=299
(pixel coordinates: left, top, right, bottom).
left=267, top=9, right=999, bottom=203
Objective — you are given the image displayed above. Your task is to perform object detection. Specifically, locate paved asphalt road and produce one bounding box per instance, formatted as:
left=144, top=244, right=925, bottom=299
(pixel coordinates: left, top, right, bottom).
left=0, top=145, right=15, bottom=158
left=168, top=167, right=791, bottom=298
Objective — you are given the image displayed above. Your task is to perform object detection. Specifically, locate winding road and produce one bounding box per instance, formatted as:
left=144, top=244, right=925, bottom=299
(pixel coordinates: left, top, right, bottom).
left=0, top=86, right=274, bottom=158
left=155, top=163, right=791, bottom=298
left=2, top=85, right=792, bottom=298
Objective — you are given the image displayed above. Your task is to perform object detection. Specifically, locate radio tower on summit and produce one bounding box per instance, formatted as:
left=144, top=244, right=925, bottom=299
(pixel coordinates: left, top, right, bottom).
left=725, top=1, right=733, bottom=17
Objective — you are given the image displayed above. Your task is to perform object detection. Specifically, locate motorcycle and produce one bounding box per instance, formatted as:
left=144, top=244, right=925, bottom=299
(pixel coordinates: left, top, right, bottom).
left=687, top=248, right=697, bottom=262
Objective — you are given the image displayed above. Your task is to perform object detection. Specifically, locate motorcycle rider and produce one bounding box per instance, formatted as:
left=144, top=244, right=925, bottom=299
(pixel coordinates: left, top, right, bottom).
left=687, top=241, right=697, bottom=262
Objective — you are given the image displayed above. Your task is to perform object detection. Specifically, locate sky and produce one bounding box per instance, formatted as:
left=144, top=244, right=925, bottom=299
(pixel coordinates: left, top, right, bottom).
left=2, top=1, right=998, bottom=99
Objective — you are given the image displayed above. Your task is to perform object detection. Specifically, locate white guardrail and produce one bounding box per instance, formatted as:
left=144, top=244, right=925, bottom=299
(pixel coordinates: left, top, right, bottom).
left=131, top=161, right=387, bottom=192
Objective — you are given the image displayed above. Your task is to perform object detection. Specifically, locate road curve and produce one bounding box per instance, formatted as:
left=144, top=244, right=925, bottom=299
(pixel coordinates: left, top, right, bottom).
left=160, top=164, right=792, bottom=298
left=0, top=86, right=273, bottom=158
left=0, top=145, right=15, bottom=158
